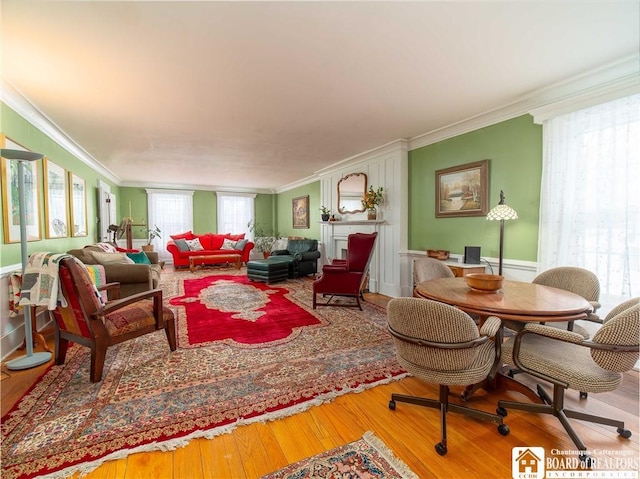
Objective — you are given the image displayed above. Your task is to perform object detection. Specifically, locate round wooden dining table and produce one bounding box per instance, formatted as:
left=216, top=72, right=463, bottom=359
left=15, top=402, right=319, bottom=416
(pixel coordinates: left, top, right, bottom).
left=414, top=277, right=592, bottom=323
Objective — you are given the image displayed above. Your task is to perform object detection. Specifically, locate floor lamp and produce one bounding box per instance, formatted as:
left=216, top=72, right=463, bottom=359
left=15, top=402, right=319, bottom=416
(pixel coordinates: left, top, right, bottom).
left=486, top=190, right=518, bottom=276
left=1, top=148, right=53, bottom=370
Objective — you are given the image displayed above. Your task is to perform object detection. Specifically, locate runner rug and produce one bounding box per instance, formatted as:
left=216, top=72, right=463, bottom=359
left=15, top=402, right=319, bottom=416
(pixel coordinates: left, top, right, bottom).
left=1, top=271, right=406, bottom=479
left=260, top=431, right=419, bottom=479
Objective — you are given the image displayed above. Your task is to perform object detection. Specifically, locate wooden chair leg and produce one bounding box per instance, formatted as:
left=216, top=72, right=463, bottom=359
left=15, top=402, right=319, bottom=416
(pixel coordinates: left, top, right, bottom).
left=165, top=319, right=177, bottom=351
left=55, top=334, right=69, bottom=365
left=91, top=342, right=108, bottom=383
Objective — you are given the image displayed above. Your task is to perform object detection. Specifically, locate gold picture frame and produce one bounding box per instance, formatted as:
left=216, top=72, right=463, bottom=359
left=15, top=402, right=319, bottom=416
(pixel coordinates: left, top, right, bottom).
left=292, top=195, right=310, bottom=229
left=44, top=158, right=69, bottom=238
left=69, top=172, right=88, bottom=237
left=1, top=135, right=42, bottom=243
left=435, top=160, right=489, bottom=218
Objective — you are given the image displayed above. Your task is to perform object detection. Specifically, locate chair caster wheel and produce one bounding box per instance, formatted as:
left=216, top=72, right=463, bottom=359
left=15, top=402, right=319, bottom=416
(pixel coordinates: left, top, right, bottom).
left=388, top=400, right=396, bottom=411
left=617, top=427, right=632, bottom=439
left=435, top=442, right=447, bottom=456
left=579, top=391, right=588, bottom=399
left=498, top=424, right=510, bottom=436
left=496, top=407, right=507, bottom=417
left=579, top=454, right=594, bottom=468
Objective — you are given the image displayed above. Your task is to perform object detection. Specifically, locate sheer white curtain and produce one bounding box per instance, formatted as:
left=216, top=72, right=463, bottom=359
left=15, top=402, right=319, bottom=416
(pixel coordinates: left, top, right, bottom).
left=216, top=192, right=255, bottom=237
left=537, top=93, right=640, bottom=311
left=147, top=189, right=194, bottom=262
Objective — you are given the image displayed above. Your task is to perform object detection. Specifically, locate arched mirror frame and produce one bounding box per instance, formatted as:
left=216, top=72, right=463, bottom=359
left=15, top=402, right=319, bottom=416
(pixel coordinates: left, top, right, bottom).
left=338, top=172, right=367, bottom=214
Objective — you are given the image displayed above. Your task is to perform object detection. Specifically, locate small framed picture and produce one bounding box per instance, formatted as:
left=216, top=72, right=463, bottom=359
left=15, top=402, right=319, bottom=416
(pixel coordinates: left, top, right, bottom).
left=44, top=158, right=69, bottom=238
left=292, top=195, right=310, bottom=229
left=435, top=160, right=489, bottom=218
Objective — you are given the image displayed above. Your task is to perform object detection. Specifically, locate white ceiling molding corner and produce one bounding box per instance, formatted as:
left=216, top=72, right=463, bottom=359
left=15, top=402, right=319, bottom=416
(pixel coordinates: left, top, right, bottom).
left=409, top=55, right=640, bottom=150
left=315, top=139, right=409, bottom=180
left=1, top=78, right=121, bottom=184
left=121, top=179, right=275, bottom=195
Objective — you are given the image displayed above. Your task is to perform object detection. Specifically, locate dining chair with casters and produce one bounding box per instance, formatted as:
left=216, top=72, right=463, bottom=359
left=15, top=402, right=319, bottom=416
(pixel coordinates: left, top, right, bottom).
left=412, top=257, right=454, bottom=289
left=50, top=257, right=177, bottom=382
left=497, top=298, right=639, bottom=465
left=387, top=298, right=510, bottom=456
left=504, top=266, right=602, bottom=398
left=312, top=232, right=378, bottom=310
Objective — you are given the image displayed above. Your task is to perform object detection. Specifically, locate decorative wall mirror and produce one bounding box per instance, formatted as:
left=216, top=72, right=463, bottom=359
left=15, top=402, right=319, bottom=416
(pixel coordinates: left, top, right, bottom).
left=338, top=172, right=367, bottom=214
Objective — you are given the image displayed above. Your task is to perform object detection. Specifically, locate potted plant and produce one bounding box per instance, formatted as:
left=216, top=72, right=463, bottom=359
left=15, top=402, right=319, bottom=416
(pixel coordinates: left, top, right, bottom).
left=362, top=185, right=384, bottom=220
left=141, top=224, right=161, bottom=252
left=320, top=206, right=331, bottom=222
left=247, top=220, right=279, bottom=258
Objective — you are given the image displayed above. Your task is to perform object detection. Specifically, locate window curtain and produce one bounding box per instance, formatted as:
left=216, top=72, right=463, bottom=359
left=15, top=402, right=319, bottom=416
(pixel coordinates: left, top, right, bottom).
left=147, top=189, right=194, bottom=262
left=537, top=93, right=640, bottom=311
left=216, top=193, right=255, bottom=238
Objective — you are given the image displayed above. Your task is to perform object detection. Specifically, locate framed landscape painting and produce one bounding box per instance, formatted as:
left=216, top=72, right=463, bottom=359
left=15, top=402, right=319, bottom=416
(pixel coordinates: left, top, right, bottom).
left=44, top=158, right=69, bottom=238
left=69, top=172, right=88, bottom=237
left=1, top=136, right=42, bottom=243
left=292, top=195, right=310, bottom=229
left=435, top=160, right=489, bottom=218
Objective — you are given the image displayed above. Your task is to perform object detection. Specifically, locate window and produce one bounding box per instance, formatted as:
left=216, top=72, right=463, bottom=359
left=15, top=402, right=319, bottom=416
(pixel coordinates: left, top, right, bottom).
left=147, top=189, right=194, bottom=261
left=537, top=93, right=639, bottom=312
left=216, top=192, right=255, bottom=238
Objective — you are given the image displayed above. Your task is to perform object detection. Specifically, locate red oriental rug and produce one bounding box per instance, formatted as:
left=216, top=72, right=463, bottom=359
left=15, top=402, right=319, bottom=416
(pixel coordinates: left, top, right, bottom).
left=260, top=431, right=418, bottom=479
left=1, top=272, right=406, bottom=479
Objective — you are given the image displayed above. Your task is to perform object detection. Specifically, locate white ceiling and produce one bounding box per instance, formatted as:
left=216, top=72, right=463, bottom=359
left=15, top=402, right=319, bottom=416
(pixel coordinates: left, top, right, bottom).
left=2, top=1, right=639, bottom=192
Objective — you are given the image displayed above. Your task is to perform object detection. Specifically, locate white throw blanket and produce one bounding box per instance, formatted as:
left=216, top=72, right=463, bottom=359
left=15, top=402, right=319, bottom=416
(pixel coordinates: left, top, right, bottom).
left=19, top=252, right=71, bottom=310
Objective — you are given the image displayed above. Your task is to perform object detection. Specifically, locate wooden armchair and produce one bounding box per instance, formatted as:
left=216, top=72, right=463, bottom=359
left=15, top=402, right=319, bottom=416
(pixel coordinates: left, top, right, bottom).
left=50, top=257, right=177, bottom=382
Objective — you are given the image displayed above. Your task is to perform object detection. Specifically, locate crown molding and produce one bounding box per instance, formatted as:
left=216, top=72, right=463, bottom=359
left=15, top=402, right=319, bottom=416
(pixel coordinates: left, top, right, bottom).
left=315, top=139, right=409, bottom=179
left=1, top=78, right=121, bottom=184
left=409, top=54, right=640, bottom=151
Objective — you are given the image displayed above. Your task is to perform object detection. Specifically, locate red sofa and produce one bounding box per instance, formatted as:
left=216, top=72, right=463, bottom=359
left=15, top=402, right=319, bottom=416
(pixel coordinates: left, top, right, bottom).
left=166, top=231, right=254, bottom=268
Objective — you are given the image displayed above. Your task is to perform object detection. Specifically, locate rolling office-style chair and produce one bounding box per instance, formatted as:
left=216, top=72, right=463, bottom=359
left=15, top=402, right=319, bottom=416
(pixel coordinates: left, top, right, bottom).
left=387, top=298, right=509, bottom=455
left=497, top=298, right=639, bottom=464
left=50, top=257, right=177, bottom=382
left=312, top=232, right=378, bottom=310
left=412, top=257, right=454, bottom=288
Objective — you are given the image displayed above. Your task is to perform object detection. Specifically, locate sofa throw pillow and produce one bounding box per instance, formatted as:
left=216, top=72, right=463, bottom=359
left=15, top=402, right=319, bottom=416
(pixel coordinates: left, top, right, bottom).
left=174, top=238, right=190, bottom=252
left=221, top=238, right=236, bottom=250
left=186, top=238, right=205, bottom=251
left=170, top=231, right=195, bottom=241
left=126, top=251, right=152, bottom=265
left=234, top=239, right=248, bottom=251
left=90, top=251, right=135, bottom=265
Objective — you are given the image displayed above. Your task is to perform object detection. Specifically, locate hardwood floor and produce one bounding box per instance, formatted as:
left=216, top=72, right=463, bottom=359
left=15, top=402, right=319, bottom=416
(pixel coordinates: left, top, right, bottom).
left=2, top=291, right=638, bottom=479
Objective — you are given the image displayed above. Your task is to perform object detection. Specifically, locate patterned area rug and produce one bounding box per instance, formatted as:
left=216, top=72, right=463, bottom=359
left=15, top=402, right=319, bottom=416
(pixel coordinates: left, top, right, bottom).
left=2, top=270, right=406, bottom=479
left=261, top=431, right=418, bottom=479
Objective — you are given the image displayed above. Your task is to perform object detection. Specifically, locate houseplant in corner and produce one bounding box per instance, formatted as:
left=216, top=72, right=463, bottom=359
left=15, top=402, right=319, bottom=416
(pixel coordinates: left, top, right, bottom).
left=141, top=224, right=161, bottom=252
left=362, top=186, right=384, bottom=220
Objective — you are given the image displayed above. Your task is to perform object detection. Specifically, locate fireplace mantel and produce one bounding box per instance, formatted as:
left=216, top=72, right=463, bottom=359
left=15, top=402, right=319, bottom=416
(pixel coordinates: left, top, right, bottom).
left=320, top=220, right=385, bottom=226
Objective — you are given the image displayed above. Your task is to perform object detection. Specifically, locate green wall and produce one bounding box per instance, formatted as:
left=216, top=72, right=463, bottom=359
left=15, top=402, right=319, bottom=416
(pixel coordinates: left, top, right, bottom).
left=275, top=181, right=321, bottom=239
left=2, top=102, right=541, bottom=267
left=409, top=115, right=542, bottom=262
left=1, top=104, right=119, bottom=266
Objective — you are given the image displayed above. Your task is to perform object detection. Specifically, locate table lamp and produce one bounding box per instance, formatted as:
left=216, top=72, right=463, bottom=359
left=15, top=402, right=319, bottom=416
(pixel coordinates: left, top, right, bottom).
left=486, top=190, right=518, bottom=276
left=1, top=148, right=53, bottom=370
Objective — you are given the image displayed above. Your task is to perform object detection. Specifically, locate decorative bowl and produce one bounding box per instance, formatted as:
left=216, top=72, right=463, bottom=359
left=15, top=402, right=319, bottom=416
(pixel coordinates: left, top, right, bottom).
left=465, top=273, right=503, bottom=292
left=427, top=249, right=450, bottom=260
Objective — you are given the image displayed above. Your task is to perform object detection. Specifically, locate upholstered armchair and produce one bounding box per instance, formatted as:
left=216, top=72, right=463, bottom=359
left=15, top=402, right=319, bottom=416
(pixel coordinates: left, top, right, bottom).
left=412, top=257, right=454, bottom=288
left=50, top=257, right=176, bottom=382
left=312, top=232, right=377, bottom=310
left=270, top=238, right=321, bottom=277
left=387, top=298, right=509, bottom=455
left=497, top=298, right=639, bottom=464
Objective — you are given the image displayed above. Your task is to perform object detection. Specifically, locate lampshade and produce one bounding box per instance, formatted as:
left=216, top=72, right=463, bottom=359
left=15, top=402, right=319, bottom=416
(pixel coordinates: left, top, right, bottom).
left=487, top=204, right=518, bottom=221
